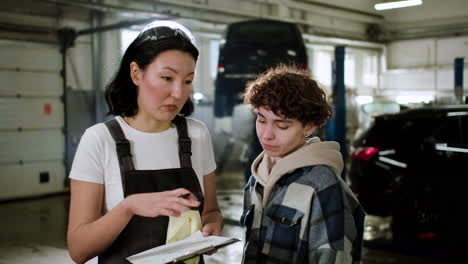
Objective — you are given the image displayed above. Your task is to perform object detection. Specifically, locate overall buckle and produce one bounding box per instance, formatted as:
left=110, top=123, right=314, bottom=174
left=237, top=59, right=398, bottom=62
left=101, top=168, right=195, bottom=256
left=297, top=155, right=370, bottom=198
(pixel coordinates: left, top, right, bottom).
left=179, top=138, right=192, bottom=155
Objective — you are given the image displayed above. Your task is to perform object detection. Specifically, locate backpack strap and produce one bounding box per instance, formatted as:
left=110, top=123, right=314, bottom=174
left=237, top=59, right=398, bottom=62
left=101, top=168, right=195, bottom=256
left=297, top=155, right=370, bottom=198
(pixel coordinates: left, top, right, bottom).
left=104, top=119, right=135, bottom=191
left=173, top=115, right=193, bottom=168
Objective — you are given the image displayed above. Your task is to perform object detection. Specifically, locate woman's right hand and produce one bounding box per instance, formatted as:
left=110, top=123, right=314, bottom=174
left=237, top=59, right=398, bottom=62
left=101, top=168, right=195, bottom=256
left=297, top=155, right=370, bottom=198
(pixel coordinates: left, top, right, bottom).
left=123, top=188, right=200, bottom=218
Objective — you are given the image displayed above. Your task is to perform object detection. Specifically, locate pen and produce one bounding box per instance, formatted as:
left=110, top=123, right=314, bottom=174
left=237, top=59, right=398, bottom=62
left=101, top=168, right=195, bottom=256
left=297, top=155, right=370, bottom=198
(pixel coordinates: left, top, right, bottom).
left=179, top=193, right=191, bottom=199
left=179, top=193, right=200, bottom=210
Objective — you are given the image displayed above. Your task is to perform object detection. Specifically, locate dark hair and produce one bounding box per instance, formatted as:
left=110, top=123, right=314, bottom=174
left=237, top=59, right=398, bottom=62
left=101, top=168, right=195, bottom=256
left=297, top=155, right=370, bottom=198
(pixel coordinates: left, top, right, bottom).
left=243, top=64, right=332, bottom=127
left=105, top=21, right=199, bottom=117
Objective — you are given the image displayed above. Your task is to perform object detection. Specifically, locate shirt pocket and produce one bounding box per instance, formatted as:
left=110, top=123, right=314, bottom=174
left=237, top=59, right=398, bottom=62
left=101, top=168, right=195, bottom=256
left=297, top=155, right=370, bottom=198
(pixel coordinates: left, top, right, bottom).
left=240, top=205, right=255, bottom=240
left=265, top=204, right=304, bottom=251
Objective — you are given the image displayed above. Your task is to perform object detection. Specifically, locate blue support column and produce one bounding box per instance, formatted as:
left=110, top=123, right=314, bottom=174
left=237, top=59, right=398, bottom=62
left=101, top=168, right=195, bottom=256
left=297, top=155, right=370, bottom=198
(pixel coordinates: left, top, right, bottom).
left=326, top=46, right=347, bottom=180
left=455, top=57, right=464, bottom=104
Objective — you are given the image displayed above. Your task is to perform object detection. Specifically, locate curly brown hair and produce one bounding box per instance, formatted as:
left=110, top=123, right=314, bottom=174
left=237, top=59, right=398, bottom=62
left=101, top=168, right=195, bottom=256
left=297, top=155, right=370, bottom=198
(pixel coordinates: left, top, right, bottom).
left=243, top=64, right=332, bottom=127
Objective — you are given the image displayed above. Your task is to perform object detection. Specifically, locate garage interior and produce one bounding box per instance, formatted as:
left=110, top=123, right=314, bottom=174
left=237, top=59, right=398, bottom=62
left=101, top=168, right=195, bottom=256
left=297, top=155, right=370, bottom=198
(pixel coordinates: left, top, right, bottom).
left=0, top=0, right=467, bottom=263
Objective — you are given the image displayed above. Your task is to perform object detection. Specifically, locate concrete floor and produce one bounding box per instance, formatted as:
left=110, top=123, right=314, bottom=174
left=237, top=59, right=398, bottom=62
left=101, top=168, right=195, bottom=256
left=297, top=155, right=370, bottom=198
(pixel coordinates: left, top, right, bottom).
left=0, top=179, right=454, bottom=264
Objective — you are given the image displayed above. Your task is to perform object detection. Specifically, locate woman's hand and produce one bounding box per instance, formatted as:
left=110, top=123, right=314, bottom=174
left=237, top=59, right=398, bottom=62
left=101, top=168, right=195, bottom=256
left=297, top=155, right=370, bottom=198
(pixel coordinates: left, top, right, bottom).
left=200, top=171, right=223, bottom=237
left=199, top=171, right=223, bottom=255
left=124, top=188, right=200, bottom=218
left=201, top=210, right=224, bottom=237
left=200, top=210, right=223, bottom=255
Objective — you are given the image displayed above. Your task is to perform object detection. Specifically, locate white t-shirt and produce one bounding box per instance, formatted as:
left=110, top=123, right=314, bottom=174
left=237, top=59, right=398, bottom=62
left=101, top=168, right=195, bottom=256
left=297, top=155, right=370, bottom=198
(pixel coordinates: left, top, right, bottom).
left=69, top=116, right=217, bottom=213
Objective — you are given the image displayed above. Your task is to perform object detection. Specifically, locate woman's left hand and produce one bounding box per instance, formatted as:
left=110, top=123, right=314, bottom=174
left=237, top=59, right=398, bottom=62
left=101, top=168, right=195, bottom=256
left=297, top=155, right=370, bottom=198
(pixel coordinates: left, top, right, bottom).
left=200, top=171, right=224, bottom=255
left=200, top=210, right=223, bottom=255
left=201, top=210, right=223, bottom=237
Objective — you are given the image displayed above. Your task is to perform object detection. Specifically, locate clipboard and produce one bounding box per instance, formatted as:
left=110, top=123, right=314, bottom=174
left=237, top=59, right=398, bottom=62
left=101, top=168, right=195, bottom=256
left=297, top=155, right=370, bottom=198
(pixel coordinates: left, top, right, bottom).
left=127, top=231, right=241, bottom=264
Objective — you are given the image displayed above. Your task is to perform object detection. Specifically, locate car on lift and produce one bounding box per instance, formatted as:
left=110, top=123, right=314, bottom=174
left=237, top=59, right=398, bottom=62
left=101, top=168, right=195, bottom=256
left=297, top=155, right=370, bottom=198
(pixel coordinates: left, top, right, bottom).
left=349, top=104, right=468, bottom=249
left=214, top=19, right=308, bottom=118
left=213, top=19, right=309, bottom=177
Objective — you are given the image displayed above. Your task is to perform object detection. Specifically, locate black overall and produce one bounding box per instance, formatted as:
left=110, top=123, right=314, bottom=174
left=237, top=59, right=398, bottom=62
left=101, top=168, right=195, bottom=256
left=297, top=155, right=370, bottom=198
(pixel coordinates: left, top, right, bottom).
left=98, top=115, right=205, bottom=264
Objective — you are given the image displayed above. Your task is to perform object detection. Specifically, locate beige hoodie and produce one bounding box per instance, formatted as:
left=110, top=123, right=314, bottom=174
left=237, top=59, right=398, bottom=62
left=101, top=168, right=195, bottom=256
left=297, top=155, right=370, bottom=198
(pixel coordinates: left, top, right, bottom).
left=251, top=137, right=344, bottom=207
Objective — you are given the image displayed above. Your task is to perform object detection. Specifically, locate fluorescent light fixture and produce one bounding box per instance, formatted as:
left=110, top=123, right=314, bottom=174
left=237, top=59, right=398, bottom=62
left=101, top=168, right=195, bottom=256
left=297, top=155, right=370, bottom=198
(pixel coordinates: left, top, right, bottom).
left=375, top=0, right=422, bottom=11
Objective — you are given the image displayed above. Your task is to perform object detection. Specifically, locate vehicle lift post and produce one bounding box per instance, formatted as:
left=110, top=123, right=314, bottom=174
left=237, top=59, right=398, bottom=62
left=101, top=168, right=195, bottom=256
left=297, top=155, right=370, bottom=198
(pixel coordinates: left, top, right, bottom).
left=454, top=57, right=464, bottom=104
left=326, top=46, right=347, bottom=180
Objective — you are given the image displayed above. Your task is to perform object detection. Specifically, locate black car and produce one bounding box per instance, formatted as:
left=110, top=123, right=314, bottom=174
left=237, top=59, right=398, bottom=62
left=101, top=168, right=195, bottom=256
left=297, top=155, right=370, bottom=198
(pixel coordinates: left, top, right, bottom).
left=349, top=104, right=468, bottom=248
left=214, top=19, right=308, bottom=117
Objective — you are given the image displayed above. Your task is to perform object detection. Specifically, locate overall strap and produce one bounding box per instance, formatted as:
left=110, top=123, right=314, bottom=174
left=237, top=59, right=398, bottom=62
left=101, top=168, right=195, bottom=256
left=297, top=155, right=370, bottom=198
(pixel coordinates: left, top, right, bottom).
left=104, top=119, right=135, bottom=192
left=172, top=115, right=192, bottom=168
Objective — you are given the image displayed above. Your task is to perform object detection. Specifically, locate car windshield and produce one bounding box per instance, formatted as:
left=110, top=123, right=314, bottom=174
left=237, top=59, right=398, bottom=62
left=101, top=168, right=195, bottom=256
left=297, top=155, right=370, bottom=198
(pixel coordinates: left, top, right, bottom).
left=362, top=114, right=440, bottom=148
left=362, top=101, right=401, bottom=117
left=227, top=22, right=297, bottom=46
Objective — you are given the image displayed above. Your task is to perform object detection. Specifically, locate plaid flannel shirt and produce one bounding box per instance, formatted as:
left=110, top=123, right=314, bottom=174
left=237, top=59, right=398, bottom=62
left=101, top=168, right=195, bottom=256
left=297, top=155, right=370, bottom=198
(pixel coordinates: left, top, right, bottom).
left=241, top=165, right=365, bottom=264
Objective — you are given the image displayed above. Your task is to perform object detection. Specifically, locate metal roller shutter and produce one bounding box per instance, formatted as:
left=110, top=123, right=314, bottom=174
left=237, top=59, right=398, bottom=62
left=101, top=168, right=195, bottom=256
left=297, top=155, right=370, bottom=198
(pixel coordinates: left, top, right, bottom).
left=0, top=40, right=65, bottom=201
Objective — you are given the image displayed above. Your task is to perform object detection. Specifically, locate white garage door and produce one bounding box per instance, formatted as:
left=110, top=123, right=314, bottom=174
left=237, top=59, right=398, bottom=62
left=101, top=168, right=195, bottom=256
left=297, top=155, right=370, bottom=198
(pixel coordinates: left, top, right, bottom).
left=0, top=40, right=65, bottom=201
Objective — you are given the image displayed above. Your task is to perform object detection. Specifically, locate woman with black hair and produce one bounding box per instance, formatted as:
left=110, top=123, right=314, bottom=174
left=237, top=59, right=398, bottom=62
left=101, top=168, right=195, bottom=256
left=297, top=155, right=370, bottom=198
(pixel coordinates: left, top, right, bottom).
left=67, top=21, right=223, bottom=264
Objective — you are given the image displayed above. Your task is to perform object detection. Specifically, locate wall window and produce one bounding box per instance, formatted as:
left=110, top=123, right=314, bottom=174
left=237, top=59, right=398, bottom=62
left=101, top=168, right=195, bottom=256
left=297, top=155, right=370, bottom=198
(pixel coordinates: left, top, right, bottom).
left=121, top=29, right=139, bottom=55
left=363, top=53, right=378, bottom=88
left=345, top=54, right=356, bottom=89
left=312, top=50, right=333, bottom=90
left=209, top=39, right=220, bottom=80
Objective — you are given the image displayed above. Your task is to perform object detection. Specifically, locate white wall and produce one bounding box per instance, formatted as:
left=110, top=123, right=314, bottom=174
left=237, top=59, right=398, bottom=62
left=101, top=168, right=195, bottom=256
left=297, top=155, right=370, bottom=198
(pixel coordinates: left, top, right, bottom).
left=382, top=36, right=468, bottom=103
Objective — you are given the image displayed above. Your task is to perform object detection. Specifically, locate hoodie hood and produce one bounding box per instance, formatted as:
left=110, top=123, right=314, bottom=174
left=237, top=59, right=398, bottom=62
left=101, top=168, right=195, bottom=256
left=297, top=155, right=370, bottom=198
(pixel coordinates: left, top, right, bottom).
left=251, top=137, right=343, bottom=207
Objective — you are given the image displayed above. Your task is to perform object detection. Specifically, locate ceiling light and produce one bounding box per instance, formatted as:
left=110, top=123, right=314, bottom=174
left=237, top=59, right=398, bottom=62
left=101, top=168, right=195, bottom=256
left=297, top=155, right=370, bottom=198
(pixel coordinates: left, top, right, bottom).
left=374, top=0, right=422, bottom=11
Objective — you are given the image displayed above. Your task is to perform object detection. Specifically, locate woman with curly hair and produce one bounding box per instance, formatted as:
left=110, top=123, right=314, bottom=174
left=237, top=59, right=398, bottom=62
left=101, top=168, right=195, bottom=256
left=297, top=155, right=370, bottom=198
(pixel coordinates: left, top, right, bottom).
left=241, top=64, right=365, bottom=264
